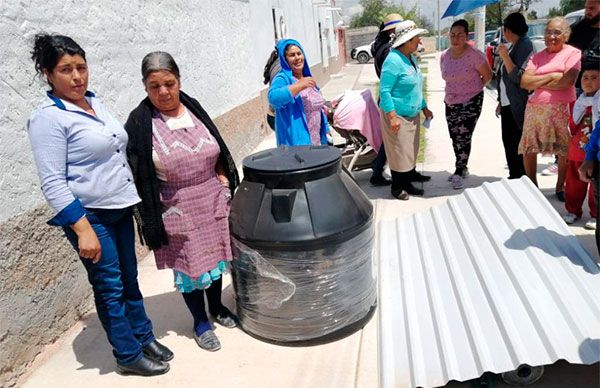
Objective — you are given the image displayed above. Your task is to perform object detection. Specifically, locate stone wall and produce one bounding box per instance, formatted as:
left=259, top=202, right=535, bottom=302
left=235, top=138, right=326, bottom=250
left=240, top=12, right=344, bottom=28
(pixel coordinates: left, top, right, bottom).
left=420, top=37, right=439, bottom=54
left=0, top=205, right=92, bottom=387
left=345, top=26, right=379, bottom=60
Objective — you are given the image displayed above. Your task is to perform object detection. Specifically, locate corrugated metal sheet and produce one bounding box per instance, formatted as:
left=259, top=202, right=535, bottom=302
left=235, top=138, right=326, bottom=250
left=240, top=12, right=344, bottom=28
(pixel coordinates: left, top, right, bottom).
left=377, top=177, right=600, bottom=388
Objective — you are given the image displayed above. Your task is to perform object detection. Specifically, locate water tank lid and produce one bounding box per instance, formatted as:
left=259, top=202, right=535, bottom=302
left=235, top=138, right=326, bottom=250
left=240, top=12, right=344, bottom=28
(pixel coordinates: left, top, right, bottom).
left=242, top=145, right=341, bottom=173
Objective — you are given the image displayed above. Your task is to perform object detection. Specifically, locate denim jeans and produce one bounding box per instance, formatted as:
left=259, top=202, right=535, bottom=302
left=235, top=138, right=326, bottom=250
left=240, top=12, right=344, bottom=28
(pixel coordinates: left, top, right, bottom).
left=64, top=207, right=154, bottom=365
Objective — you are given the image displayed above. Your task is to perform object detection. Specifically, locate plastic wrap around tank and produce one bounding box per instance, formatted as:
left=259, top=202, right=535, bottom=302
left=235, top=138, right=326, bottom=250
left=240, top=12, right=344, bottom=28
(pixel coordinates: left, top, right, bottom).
left=229, top=145, right=376, bottom=345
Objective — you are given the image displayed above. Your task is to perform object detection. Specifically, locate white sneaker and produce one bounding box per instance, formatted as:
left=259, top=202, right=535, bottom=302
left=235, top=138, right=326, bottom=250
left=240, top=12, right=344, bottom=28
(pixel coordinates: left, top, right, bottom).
left=541, top=163, right=558, bottom=176
left=451, top=174, right=464, bottom=190
left=563, top=213, right=579, bottom=224
left=584, top=218, right=597, bottom=230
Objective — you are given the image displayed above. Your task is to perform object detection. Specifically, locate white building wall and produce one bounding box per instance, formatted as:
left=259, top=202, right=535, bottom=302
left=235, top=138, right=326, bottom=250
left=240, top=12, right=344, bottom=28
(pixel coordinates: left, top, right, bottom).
left=0, top=0, right=338, bottom=223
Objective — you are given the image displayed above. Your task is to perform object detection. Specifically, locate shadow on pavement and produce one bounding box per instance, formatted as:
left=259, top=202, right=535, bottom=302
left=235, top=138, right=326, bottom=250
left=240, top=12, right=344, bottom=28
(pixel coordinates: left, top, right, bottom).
left=504, top=226, right=600, bottom=274
left=351, top=168, right=502, bottom=200
left=70, top=284, right=238, bottom=375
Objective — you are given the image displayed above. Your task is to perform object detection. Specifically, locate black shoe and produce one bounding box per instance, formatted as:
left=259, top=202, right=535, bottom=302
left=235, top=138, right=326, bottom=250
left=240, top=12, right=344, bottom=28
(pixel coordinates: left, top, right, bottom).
left=117, top=356, right=170, bottom=376
left=555, top=190, right=565, bottom=202
left=392, top=189, right=410, bottom=200
left=404, top=183, right=424, bottom=196
left=370, top=175, right=392, bottom=186
left=143, top=340, right=174, bottom=362
left=215, top=307, right=238, bottom=328
left=410, top=171, right=431, bottom=182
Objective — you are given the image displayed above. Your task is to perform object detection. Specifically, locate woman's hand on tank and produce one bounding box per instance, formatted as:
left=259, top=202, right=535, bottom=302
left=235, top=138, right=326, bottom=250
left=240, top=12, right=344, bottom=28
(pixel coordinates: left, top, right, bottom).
left=71, top=217, right=102, bottom=263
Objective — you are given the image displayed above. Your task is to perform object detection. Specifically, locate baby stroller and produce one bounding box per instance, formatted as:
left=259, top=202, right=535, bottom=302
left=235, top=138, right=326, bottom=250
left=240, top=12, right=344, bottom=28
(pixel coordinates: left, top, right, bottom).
left=325, top=89, right=381, bottom=173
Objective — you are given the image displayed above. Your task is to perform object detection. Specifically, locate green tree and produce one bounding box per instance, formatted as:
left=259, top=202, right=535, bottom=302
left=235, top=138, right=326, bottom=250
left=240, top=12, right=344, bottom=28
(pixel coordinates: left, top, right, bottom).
left=559, top=0, right=585, bottom=14
left=514, top=0, right=539, bottom=11
left=483, top=0, right=539, bottom=30
left=350, top=0, right=434, bottom=31
left=485, top=0, right=516, bottom=30
left=398, top=5, right=434, bottom=31
left=350, top=0, right=388, bottom=28
left=548, top=6, right=562, bottom=17
left=527, top=10, right=538, bottom=19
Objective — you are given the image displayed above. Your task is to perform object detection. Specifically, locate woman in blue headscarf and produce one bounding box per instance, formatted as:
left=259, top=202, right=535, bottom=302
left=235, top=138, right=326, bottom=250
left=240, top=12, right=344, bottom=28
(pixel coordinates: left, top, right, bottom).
left=268, top=39, right=329, bottom=146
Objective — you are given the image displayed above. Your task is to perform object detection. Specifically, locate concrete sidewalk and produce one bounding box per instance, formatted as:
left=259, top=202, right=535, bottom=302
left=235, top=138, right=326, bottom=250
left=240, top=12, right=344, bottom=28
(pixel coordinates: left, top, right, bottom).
left=20, top=58, right=599, bottom=388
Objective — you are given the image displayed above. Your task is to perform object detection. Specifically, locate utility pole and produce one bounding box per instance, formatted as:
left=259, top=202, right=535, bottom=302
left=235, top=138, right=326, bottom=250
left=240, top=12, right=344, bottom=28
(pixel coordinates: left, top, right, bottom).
left=437, top=0, right=440, bottom=50
left=474, top=6, right=486, bottom=52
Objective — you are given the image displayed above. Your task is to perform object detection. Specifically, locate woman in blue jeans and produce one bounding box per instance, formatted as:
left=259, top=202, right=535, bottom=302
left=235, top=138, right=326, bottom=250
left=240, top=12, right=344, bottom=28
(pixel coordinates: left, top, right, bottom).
left=27, top=34, right=172, bottom=376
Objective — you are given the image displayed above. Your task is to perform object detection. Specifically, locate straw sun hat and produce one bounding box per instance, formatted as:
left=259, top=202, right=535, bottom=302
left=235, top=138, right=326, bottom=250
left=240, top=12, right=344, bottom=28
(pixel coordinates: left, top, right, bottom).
left=381, top=13, right=403, bottom=32
left=391, top=20, right=428, bottom=48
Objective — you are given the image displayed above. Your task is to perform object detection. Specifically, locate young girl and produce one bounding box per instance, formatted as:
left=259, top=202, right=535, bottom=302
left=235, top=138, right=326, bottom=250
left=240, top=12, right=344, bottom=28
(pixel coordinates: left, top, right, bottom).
left=563, top=64, right=600, bottom=229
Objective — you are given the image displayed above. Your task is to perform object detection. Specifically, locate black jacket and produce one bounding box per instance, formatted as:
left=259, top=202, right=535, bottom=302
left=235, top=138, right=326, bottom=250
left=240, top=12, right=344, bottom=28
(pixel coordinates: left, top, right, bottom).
left=371, top=33, right=392, bottom=79
left=496, top=36, right=534, bottom=130
left=568, top=19, right=600, bottom=88
left=124, top=91, right=239, bottom=249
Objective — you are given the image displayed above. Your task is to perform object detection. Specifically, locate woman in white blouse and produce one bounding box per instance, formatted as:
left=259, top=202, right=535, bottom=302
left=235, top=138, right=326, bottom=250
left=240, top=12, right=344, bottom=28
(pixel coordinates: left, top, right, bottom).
left=27, top=33, right=172, bottom=376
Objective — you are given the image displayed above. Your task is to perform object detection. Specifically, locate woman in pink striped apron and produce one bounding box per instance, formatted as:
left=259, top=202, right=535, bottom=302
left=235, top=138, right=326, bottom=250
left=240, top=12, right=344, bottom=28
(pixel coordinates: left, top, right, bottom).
left=125, top=52, right=239, bottom=352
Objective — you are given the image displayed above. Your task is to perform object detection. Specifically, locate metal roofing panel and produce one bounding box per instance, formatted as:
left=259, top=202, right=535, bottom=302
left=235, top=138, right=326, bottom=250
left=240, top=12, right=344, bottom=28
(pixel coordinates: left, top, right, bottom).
left=377, top=177, right=600, bottom=388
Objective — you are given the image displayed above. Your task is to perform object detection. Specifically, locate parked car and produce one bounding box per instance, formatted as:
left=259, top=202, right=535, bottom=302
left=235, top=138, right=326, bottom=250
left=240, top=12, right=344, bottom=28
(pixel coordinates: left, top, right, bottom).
left=351, top=43, right=373, bottom=64
left=486, top=19, right=548, bottom=78
left=565, top=9, right=584, bottom=26
left=526, top=19, right=547, bottom=54
left=485, top=30, right=496, bottom=44
left=467, top=31, right=475, bottom=46
left=351, top=41, right=425, bottom=64
left=485, top=28, right=507, bottom=77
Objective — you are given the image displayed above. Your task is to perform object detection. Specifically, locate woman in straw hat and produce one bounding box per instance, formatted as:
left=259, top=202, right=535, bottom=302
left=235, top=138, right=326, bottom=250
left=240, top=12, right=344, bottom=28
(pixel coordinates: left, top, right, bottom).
left=369, top=13, right=403, bottom=187
left=372, top=13, right=404, bottom=78
left=379, top=20, right=433, bottom=200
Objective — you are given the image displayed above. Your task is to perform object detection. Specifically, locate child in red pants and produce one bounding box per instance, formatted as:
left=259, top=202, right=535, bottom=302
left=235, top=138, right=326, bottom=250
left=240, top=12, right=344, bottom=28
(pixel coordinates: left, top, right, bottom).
left=563, top=66, right=599, bottom=229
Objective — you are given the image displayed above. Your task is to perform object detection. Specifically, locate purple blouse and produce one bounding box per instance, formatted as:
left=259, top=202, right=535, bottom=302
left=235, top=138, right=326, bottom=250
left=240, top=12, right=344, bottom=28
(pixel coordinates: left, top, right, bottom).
left=298, top=85, right=325, bottom=145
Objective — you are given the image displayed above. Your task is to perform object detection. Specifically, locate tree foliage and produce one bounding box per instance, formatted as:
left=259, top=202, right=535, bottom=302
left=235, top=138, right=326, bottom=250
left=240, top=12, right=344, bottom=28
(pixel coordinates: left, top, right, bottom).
left=559, top=0, right=585, bottom=14
left=548, top=7, right=562, bottom=17
left=513, top=0, right=539, bottom=12
left=483, top=0, right=541, bottom=30
left=350, top=0, right=433, bottom=32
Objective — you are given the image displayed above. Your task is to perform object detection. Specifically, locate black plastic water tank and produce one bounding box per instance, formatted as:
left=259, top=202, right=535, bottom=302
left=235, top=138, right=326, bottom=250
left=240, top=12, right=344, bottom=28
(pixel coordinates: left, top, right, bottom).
left=229, top=145, right=376, bottom=345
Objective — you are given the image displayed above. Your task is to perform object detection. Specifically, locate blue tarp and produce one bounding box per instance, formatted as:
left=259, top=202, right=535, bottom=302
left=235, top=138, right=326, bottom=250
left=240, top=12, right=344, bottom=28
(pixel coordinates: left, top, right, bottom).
left=442, top=0, right=500, bottom=18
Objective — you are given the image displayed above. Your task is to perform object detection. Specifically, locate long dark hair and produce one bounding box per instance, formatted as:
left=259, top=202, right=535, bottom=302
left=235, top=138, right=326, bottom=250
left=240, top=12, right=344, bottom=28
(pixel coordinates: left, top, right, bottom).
left=31, top=34, right=86, bottom=85
left=450, top=19, right=469, bottom=34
